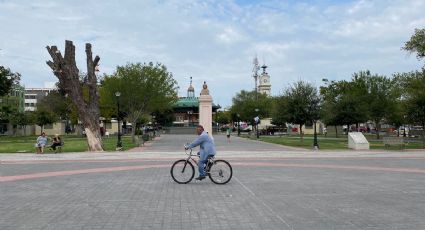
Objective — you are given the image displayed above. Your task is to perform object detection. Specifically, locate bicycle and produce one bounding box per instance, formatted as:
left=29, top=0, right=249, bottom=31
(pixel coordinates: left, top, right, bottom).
left=170, top=147, right=233, bottom=184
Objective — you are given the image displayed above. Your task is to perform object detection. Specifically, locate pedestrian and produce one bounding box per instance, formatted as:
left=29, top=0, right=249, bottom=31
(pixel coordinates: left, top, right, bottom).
left=226, top=126, right=231, bottom=143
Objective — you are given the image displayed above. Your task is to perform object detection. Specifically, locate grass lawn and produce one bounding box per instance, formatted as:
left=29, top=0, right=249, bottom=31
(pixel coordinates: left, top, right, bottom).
left=257, top=134, right=424, bottom=150
left=0, top=135, right=139, bottom=153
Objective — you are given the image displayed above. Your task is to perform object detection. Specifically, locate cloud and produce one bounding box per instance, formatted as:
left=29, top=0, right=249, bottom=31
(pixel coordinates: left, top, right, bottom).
left=0, top=0, right=424, bottom=107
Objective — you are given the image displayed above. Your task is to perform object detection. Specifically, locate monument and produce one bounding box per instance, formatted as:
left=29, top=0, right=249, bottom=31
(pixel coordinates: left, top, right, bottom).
left=198, top=81, right=213, bottom=135
left=348, top=132, right=370, bottom=150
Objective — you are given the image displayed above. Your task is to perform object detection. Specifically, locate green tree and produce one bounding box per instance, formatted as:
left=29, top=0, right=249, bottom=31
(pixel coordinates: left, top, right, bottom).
left=320, top=72, right=370, bottom=135
left=271, top=95, right=288, bottom=127
left=100, top=62, right=178, bottom=143
left=274, top=81, right=321, bottom=141
left=230, top=90, right=272, bottom=123
left=37, top=91, right=75, bottom=120
left=9, top=111, right=33, bottom=136
left=320, top=79, right=340, bottom=137
left=365, top=74, right=398, bottom=139
left=396, top=70, right=425, bottom=147
left=403, top=28, right=425, bottom=63
left=34, top=109, right=56, bottom=134
left=216, top=110, right=231, bottom=125
left=0, top=66, right=20, bottom=97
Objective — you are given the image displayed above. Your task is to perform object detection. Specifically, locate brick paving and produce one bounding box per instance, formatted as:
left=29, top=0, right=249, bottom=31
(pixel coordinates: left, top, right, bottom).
left=1, top=134, right=425, bottom=229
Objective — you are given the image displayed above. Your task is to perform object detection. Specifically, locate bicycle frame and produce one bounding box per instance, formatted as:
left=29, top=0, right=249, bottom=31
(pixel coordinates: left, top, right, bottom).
left=184, top=148, right=199, bottom=166
left=183, top=148, right=213, bottom=172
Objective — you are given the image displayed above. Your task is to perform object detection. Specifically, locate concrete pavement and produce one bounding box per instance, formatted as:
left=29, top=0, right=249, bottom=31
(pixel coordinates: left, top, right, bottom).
left=1, top=134, right=425, bottom=229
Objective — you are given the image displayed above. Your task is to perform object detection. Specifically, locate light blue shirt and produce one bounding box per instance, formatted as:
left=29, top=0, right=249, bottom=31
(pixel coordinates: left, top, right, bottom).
left=37, top=136, right=48, bottom=146
left=187, top=131, right=216, bottom=161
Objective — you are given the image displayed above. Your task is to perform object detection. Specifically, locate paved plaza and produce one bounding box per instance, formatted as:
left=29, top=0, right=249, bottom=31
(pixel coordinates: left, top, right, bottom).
left=1, top=134, right=425, bottom=229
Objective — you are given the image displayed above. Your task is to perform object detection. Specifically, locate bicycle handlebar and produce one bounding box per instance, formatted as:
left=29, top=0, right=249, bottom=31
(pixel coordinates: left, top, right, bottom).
left=184, top=146, right=200, bottom=157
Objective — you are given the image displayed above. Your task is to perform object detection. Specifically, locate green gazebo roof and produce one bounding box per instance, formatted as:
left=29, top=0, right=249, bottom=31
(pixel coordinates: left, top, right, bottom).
left=173, top=97, right=221, bottom=110
left=174, top=97, right=199, bottom=108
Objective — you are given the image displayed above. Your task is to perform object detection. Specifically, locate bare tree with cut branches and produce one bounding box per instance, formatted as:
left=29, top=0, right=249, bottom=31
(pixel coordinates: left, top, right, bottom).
left=46, top=40, right=103, bottom=151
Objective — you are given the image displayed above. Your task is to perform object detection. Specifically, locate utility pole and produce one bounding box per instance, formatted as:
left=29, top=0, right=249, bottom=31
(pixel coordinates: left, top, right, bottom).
left=252, top=56, right=260, bottom=100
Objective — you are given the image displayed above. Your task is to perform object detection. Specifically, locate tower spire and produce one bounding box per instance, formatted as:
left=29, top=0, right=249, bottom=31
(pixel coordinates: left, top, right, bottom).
left=187, top=76, right=195, bottom=98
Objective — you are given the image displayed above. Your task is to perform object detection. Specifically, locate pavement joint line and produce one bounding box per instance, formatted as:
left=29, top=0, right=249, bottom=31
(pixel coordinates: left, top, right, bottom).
left=232, top=162, right=425, bottom=174
left=0, top=164, right=170, bottom=182
left=3, top=161, right=425, bottom=183
left=2, top=152, right=425, bottom=164
left=2, top=154, right=425, bottom=165
left=234, top=176, right=294, bottom=230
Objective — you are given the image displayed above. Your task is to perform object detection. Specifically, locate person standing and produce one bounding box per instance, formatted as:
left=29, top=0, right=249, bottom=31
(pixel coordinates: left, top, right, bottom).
left=226, top=126, right=231, bottom=143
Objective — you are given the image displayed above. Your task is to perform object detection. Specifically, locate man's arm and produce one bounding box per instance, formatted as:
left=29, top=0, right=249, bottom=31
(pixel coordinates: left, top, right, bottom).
left=186, top=134, right=207, bottom=149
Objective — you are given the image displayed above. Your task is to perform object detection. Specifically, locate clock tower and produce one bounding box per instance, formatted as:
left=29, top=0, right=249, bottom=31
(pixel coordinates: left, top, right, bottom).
left=258, top=64, right=271, bottom=96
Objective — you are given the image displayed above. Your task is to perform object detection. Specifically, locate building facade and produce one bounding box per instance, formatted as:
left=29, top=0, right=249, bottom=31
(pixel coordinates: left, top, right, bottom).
left=24, top=87, right=55, bottom=111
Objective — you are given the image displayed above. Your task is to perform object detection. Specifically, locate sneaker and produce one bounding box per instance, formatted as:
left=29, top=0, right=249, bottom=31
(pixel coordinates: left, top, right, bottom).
left=195, top=176, right=206, bottom=181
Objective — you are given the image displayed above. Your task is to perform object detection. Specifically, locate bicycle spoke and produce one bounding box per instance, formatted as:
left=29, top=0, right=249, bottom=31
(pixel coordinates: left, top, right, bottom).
left=171, top=160, right=194, bottom=184
left=208, top=160, right=232, bottom=184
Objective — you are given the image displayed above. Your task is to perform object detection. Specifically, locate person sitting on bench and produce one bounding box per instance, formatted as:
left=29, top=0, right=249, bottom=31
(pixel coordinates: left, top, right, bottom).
left=51, top=134, right=63, bottom=153
left=36, top=132, right=48, bottom=154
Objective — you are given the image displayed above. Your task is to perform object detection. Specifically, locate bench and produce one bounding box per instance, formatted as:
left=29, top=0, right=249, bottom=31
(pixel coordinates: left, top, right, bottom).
left=383, top=137, right=405, bottom=149
left=49, top=141, right=64, bottom=153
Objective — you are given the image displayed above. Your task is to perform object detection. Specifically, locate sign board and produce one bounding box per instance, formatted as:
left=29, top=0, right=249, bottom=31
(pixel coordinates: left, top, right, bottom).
left=348, top=132, right=369, bottom=150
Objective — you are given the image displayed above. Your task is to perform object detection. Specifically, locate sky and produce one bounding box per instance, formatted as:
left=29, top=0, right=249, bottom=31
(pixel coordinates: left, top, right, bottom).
left=1, top=0, right=424, bottom=108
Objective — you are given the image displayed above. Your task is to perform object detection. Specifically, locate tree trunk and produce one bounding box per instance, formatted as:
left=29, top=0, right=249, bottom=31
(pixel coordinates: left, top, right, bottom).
left=299, top=124, right=304, bottom=142
left=375, top=120, right=380, bottom=140
left=46, top=41, right=103, bottom=151
left=131, top=119, right=137, bottom=144
left=422, top=122, right=425, bottom=149
left=334, top=125, right=338, bottom=138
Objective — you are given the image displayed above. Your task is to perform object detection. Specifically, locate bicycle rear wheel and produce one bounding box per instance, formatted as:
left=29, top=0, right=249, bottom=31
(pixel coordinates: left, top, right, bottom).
left=171, top=159, right=195, bottom=184
left=208, top=160, right=232, bottom=184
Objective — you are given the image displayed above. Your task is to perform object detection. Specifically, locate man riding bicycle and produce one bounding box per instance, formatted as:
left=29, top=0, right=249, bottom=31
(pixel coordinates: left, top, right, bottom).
left=185, top=125, right=216, bottom=181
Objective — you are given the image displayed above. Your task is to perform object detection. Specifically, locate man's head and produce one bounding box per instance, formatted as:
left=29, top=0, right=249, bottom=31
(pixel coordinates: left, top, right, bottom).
left=196, top=125, right=204, bottom=135
left=41, top=132, right=45, bottom=136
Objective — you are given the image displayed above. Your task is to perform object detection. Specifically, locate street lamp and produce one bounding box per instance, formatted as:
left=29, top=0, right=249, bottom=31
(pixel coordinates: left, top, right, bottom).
left=187, top=110, right=193, bottom=126
left=152, top=115, right=156, bottom=137
left=254, top=108, right=259, bottom=139
left=237, top=113, right=240, bottom=136
left=115, top=91, right=122, bottom=150
left=313, top=120, right=319, bottom=150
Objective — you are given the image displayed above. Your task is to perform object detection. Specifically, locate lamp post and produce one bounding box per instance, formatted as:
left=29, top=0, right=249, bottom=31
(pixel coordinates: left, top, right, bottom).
left=187, top=110, right=193, bottom=126
left=237, top=113, right=240, bottom=136
left=115, top=91, right=122, bottom=150
left=313, top=120, right=319, bottom=150
left=255, top=108, right=259, bottom=139
left=403, top=115, right=407, bottom=137
left=152, top=115, right=156, bottom=137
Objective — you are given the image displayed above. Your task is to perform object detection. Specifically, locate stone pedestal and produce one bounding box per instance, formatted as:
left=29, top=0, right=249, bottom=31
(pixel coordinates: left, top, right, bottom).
left=348, top=132, right=370, bottom=150
left=199, top=82, right=213, bottom=135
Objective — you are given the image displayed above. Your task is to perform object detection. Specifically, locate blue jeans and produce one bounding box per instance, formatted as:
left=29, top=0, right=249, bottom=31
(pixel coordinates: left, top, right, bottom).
left=198, top=158, right=208, bottom=177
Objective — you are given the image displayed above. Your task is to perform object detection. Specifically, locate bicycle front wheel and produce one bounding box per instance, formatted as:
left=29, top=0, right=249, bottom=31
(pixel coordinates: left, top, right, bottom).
left=170, top=159, right=194, bottom=184
left=208, top=160, right=232, bottom=184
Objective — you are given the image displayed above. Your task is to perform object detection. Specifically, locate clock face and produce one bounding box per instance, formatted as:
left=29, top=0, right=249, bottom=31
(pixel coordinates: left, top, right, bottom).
left=263, top=79, right=267, bottom=83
